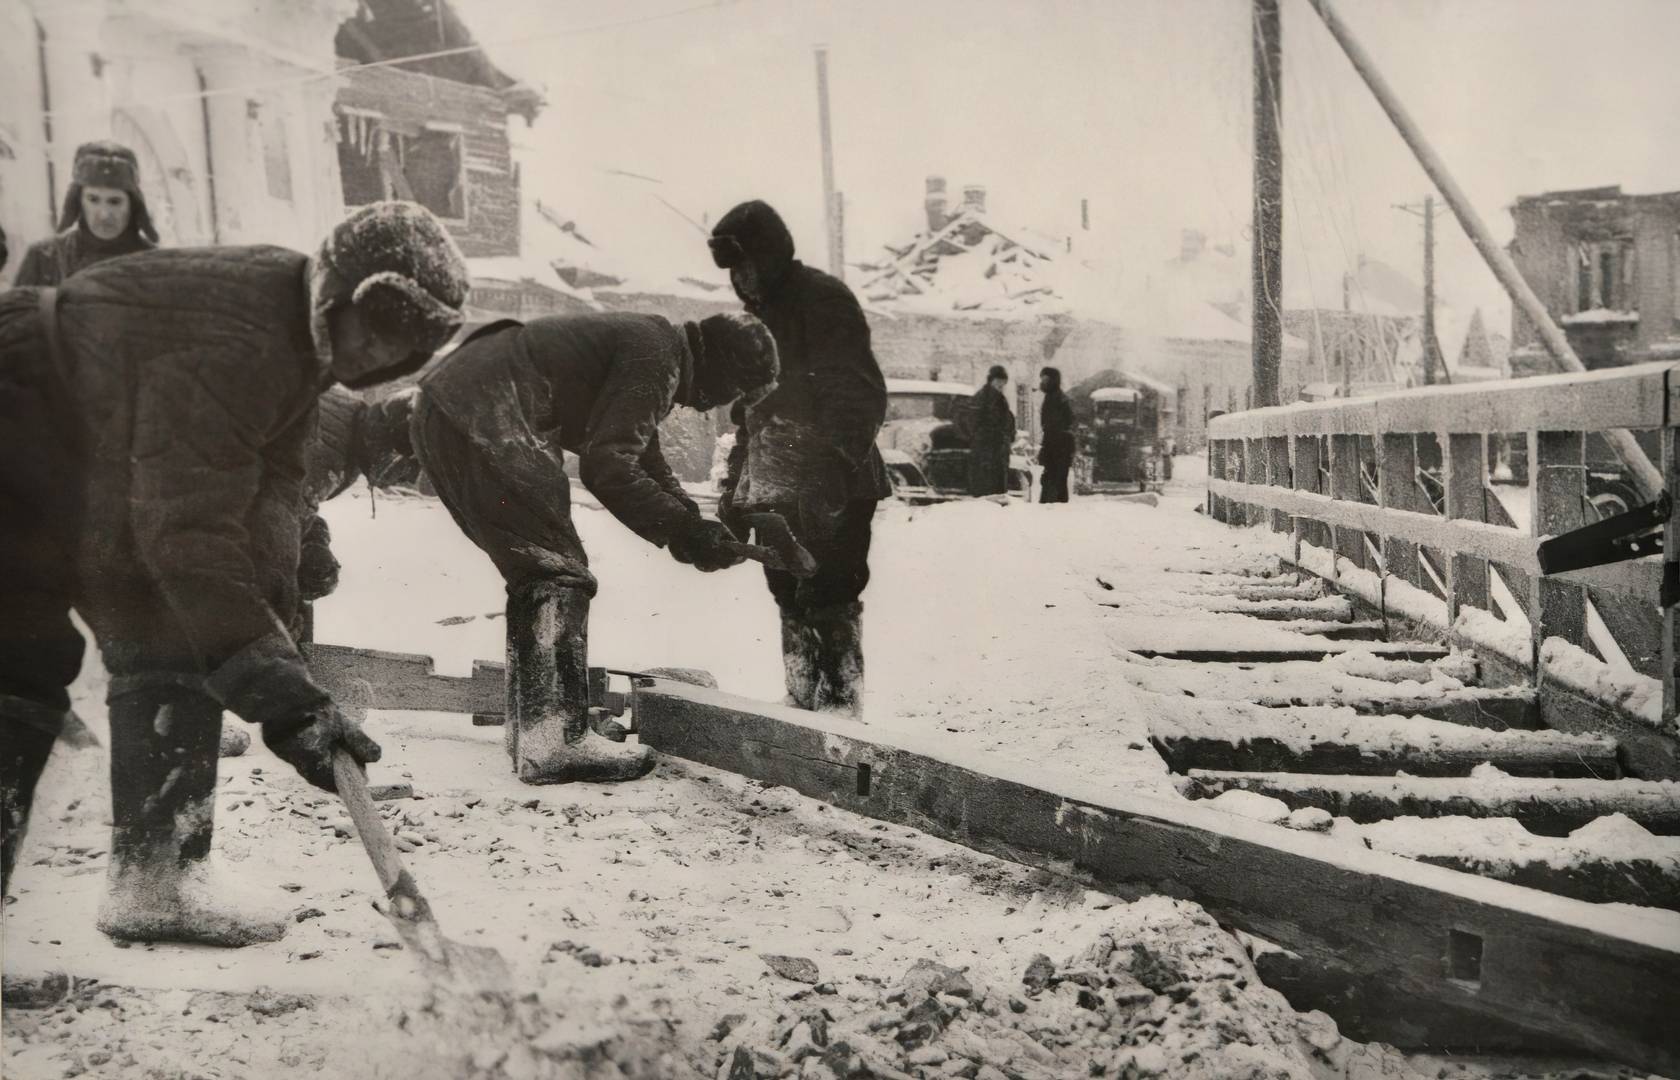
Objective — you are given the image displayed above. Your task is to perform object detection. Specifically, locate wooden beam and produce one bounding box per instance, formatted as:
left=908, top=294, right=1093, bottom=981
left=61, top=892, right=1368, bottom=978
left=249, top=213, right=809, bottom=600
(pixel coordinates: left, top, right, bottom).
left=1186, top=771, right=1680, bottom=836
left=1207, top=362, right=1673, bottom=441
left=1129, top=642, right=1450, bottom=663
left=1207, top=477, right=1661, bottom=598
left=1531, top=431, right=1588, bottom=670
left=634, top=683, right=1680, bottom=1072
left=1443, top=433, right=1491, bottom=621
left=1379, top=433, right=1425, bottom=589
left=303, top=642, right=504, bottom=715
left=1328, top=433, right=1367, bottom=572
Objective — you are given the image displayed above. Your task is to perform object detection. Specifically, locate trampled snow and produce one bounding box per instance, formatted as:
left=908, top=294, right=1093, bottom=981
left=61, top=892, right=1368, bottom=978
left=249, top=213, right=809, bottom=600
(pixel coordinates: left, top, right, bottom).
left=7, top=480, right=1673, bottom=1077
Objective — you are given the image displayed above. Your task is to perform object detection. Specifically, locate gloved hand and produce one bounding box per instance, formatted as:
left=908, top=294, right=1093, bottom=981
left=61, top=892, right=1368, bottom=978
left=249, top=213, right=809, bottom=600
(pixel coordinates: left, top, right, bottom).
left=716, top=485, right=747, bottom=541
left=668, top=518, right=747, bottom=573
left=297, top=516, right=341, bottom=602
left=262, top=702, right=382, bottom=794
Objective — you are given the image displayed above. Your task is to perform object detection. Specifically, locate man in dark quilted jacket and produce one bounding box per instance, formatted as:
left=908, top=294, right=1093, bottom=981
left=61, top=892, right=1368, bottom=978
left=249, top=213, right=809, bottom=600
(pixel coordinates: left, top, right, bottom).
left=0, top=201, right=468, bottom=946
left=708, top=200, right=890, bottom=717
left=412, top=311, right=778, bottom=784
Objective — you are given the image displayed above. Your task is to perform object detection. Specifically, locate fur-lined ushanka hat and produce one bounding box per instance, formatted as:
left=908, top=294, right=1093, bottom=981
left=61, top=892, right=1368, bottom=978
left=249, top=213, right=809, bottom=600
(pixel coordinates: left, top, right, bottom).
left=58, top=141, right=158, bottom=242
left=311, top=201, right=470, bottom=386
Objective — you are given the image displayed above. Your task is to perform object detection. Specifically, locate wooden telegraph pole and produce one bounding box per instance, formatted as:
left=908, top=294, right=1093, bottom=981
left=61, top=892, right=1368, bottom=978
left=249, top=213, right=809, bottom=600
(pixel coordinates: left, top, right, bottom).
left=1395, top=194, right=1447, bottom=384
left=1306, top=0, right=1659, bottom=498
left=1251, top=0, right=1284, bottom=408
left=814, top=45, right=843, bottom=280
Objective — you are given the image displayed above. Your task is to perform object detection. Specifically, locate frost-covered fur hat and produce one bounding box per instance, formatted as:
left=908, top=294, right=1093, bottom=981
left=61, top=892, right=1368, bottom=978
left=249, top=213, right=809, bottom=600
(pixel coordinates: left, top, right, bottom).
left=310, top=201, right=469, bottom=386
left=686, top=312, right=779, bottom=410
left=57, top=140, right=158, bottom=242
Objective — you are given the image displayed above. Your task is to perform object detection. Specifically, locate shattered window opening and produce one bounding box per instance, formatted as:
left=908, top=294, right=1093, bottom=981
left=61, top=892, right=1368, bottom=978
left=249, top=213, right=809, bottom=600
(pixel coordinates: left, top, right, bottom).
left=336, top=112, right=466, bottom=222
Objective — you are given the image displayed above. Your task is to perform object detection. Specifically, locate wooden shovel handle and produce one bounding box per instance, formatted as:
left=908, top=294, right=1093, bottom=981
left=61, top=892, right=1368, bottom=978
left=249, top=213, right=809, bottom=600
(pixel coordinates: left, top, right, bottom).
left=333, top=749, right=406, bottom=896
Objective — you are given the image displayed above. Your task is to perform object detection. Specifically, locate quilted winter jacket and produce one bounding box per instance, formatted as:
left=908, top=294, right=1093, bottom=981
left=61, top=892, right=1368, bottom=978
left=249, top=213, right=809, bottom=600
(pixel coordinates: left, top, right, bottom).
left=420, top=313, right=701, bottom=547
left=14, top=226, right=154, bottom=288
left=53, top=246, right=329, bottom=712
left=711, top=203, right=891, bottom=511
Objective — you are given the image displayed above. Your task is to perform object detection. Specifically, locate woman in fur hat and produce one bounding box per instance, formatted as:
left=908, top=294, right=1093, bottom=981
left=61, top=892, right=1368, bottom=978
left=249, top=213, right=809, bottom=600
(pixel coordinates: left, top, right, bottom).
left=15, top=141, right=159, bottom=286
left=0, top=201, right=468, bottom=946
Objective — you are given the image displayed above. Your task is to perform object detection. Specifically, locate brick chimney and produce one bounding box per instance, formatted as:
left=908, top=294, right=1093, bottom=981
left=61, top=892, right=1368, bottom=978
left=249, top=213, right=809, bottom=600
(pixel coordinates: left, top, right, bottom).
left=1180, top=228, right=1207, bottom=262
left=961, top=184, right=987, bottom=215
left=924, top=176, right=948, bottom=233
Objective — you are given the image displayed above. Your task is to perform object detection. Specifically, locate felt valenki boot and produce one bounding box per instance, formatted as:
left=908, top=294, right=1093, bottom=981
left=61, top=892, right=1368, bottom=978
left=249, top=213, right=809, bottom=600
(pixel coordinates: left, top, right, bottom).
left=505, top=583, right=653, bottom=784
left=1, top=695, right=66, bottom=898
left=809, top=602, right=865, bottom=719
left=780, top=611, right=821, bottom=710
left=95, top=686, right=288, bottom=945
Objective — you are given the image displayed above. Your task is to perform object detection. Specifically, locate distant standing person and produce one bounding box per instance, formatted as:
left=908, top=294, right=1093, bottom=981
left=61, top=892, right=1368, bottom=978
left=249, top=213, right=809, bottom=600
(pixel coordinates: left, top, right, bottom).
left=1037, top=366, right=1074, bottom=503
left=14, top=142, right=158, bottom=286
left=967, top=364, right=1014, bottom=496
left=708, top=199, right=891, bottom=717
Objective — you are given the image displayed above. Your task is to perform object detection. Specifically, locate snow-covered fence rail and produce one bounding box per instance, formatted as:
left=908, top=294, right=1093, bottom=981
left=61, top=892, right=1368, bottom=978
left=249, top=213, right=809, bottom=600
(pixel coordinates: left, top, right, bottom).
left=1205, top=363, right=1680, bottom=766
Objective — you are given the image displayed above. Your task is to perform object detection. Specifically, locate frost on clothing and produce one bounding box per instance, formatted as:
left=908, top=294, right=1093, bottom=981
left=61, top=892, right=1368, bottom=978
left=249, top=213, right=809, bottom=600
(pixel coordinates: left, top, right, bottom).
left=417, top=313, right=704, bottom=551
left=40, top=247, right=332, bottom=699
left=710, top=200, right=891, bottom=521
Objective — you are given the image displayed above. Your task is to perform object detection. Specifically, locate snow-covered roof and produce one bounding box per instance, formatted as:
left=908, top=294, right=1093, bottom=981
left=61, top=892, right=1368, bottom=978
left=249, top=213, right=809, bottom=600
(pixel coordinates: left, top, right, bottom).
left=860, top=206, right=1061, bottom=317
left=887, top=378, right=974, bottom=397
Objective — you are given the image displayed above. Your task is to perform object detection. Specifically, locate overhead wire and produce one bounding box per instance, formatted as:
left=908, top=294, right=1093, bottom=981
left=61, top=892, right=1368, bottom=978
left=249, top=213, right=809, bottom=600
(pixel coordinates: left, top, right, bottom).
left=24, top=0, right=739, bottom=129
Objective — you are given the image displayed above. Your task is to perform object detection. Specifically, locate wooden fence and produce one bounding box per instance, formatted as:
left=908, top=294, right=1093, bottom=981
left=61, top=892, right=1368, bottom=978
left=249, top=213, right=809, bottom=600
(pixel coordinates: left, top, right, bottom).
left=1205, top=363, right=1680, bottom=754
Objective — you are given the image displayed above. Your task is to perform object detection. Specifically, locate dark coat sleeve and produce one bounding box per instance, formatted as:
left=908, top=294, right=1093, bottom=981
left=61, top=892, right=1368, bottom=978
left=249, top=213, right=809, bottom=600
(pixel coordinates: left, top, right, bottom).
left=249, top=405, right=313, bottom=627
left=639, top=431, right=700, bottom=515
left=577, top=348, right=699, bottom=547
left=805, top=293, right=887, bottom=469
left=13, top=241, right=60, bottom=288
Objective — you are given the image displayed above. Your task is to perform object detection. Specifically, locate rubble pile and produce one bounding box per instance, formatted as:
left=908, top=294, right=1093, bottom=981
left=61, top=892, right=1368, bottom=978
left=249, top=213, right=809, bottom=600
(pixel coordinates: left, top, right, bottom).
left=708, top=897, right=1420, bottom=1080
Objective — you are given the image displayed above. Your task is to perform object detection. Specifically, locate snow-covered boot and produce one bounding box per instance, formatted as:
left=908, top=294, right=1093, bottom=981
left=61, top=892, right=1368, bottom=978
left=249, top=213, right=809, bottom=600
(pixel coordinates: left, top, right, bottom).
left=505, top=583, right=653, bottom=784
left=780, top=611, right=821, bottom=710
left=1, top=696, right=65, bottom=899
left=96, top=686, right=288, bottom=946
left=810, top=602, right=865, bottom=719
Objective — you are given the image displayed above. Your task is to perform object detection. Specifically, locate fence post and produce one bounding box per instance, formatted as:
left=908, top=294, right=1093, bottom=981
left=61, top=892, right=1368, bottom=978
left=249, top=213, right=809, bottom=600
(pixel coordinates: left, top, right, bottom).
left=1664, top=425, right=1678, bottom=727
left=1378, top=433, right=1424, bottom=592
left=1246, top=436, right=1267, bottom=527
left=1329, top=433, right=1363, bottom=576
left=1267, top=434, right=1291, bottom=533
left=1443, top=432, right=1490, bottom=624
left=1208, top=437, right=1228, bottom=523
left=1531, top=430, right=1588, bottom=682
left=1292, top=432, right=1322, bottom=569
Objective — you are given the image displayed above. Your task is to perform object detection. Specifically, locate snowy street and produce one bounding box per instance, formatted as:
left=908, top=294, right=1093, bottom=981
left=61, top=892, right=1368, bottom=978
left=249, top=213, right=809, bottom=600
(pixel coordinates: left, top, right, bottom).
left=3, top=484, right=1445, bottom=1079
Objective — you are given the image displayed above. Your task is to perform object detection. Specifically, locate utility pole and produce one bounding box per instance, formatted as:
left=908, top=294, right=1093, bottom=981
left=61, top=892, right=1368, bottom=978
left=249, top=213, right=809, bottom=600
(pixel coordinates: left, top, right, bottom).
left=1394, top=195, right=1446, bottom=384
left=1304, top=0, right=1658, bottom=500
left=814, top=45, right=843, bottom=279
left=1251, top=0, right=1283, bottom=408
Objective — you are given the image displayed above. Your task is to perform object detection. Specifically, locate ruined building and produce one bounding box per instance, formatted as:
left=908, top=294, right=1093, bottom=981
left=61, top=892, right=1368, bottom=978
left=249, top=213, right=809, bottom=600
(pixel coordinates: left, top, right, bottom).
left=1508, top=185, right=1680, bottom=373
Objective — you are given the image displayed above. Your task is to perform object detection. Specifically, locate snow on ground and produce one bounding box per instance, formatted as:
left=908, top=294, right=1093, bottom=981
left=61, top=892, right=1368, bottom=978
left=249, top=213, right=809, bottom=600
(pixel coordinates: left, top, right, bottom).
left=11, top=483, right=1658, bottom=1077
left=13, top=487, right=1437, bottom=1079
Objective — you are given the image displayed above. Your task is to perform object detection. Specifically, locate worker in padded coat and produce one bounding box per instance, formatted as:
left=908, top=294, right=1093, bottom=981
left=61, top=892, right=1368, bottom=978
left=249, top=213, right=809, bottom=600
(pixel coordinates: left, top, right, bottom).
left=14, top=141, right=159, bottom=287
left=410, top=311, right=779, bottom=784
left=0, top=201, right=469, bottom=946
left=708, top=200, right=891, bottom=718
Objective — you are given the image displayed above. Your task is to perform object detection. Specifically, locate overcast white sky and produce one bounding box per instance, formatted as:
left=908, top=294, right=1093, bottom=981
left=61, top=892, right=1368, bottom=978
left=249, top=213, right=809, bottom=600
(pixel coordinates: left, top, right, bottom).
left=458, top=0, right=1680, bottom=334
